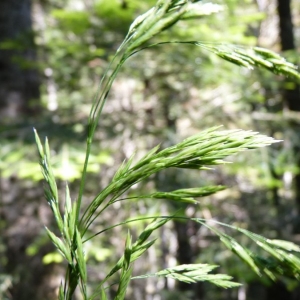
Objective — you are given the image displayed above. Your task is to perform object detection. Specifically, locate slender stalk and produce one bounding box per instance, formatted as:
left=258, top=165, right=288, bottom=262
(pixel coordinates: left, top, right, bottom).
left=75, top=50, right=129, bottom=228
left=62, top=46, right=130, bottom=299
left=82, top=215, right=188, bottom=243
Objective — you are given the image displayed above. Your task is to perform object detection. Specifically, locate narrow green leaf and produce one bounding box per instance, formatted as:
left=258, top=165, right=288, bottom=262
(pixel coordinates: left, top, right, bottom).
left=268, top=58, right=295, bottom=68
left=33, top=129, right=44, bottom=158
left=45, top=137, right=51, bottom=164
left=100, top=288, right=108, bottom=300
left=277, top=66, right=300, bottom=80
left=44, top=188, right=53, bottom=203
left=58, top=282, right=64, bottom=300
left=235, top=50, right=274, bottom=68
left=69, top=202, right=77, bottom=240
left=63, top=214, right=71, bottom=245
left=182, top=2, right=223, bottom=19
left=112, top=154, right=135, bottom=182
left=45, top=227, right=72, bottom=264
left=216, top=52, right=253, bottom=69
left=263, top=268, right=277, bottom=281
left=149, top=186, right=226, bottom=203
left=209, top=278, right=241, bottom=289
left=136, top=218, right=169, bottom=246
left=107, top=240, right=157, bottom=278
left=277, top=250, right=300, bottom=273
left=256, top=241, right=284, bottom=261
left=63, top=185, right=72, bottom=243
left=75, top=228, right=87, bottom=283
left=64, top=201, right=77, bottom=243
left=65, top=184, right=72, bottom=214
left=127, top=7, right=154, bottom=35
left=220, top=236, right=261, bottom=276
left=253, top=47, right=283, bottom=59
left=133, top=145, right=160, bottom=169
left=267, top=239, right=300, bottom=252
left=115, top=267, right=132, bottom=300
left=124, top=231, right=132, bottom=271
left=131, top=239, right=157, bottom=261
left=51, top=203, right=64, bottom=234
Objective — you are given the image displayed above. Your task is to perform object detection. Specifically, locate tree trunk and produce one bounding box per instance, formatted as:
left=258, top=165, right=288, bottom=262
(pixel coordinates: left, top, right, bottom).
left=0, top=0, right=40, bottom=120
left=0, top=1, right=57, bottom=299
left=277, top=0, right=300, bottom=232
left=277, top=0, right=294, bottom=51
left=263, top=1, right=300, bottom=297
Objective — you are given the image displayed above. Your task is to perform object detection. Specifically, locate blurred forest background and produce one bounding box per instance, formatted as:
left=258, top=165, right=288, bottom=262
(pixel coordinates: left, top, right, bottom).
left=0, top=0, right=300, bottom=299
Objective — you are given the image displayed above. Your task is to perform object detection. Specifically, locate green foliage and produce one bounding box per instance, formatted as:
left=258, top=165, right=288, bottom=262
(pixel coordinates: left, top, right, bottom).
left=52, top=10, right=90, bottom=34
left=34, top=1, right=300, bottom=299
left=0, top=137, right=112, bottom=181
left=94, top=0, right=136, bottom=33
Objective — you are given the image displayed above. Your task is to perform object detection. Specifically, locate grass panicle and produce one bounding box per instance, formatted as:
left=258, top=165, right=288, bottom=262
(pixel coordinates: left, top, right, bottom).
left=114, top=233, right=133, bottom=300
left=195, top=219, right=300, bottom=281
left=80, top=129, right=278, bottom=232
left=132, top=264, right=241, bottom=288
left=203, top=44, right=300, bottom=81
left=34, top=1, right=300, bottom=299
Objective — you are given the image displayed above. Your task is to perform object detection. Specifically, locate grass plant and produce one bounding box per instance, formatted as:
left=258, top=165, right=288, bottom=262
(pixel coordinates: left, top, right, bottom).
left=34, top=1, right=300, bottom=299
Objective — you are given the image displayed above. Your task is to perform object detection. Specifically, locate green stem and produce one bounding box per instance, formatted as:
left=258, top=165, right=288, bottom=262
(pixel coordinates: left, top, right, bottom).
left=64, top=47, right=130, bottom=300
left=75, top=51, right=129, bottom=228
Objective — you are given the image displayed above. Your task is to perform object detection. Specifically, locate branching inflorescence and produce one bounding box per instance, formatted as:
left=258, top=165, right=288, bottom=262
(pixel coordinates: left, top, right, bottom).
left=35, top=1, right=300, bottom=299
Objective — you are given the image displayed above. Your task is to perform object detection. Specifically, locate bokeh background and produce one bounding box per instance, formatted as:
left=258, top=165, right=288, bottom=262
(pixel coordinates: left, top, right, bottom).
left=0, top=0, right=300, bottom=299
